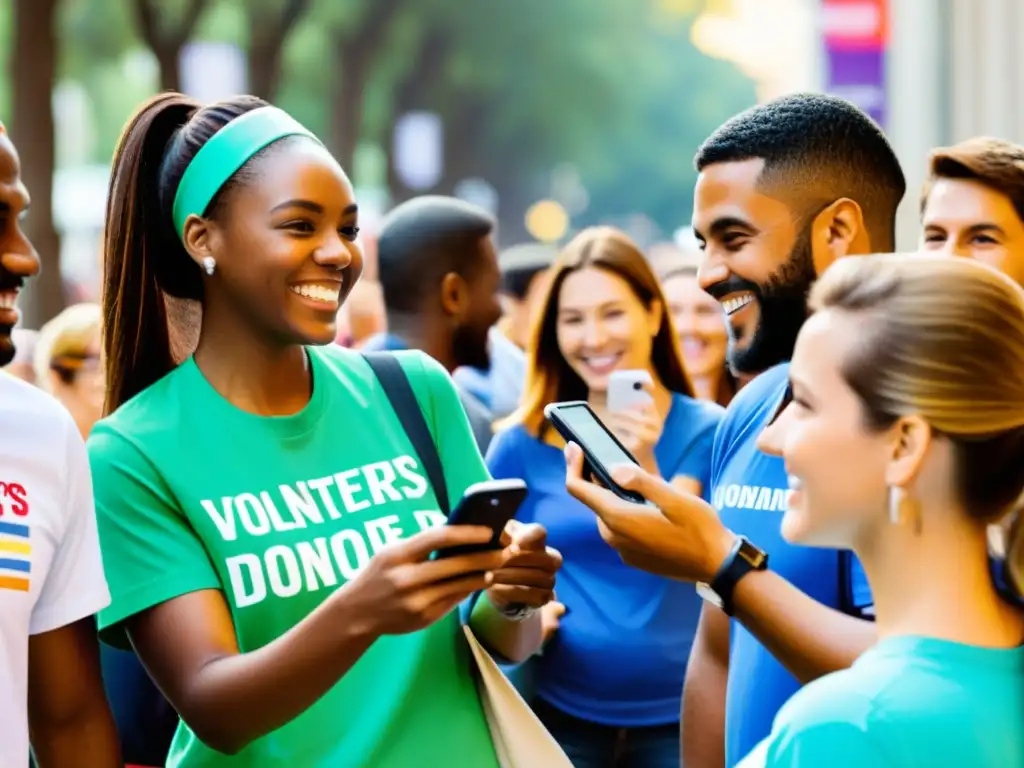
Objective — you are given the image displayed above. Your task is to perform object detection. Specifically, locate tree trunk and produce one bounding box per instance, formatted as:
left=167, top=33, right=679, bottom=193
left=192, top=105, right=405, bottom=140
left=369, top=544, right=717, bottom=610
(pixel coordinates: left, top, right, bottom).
left=438, top=96, right=488, bottom=196
left=327, top=0, right=403, bottom=172
left=385, top=28, right=451, bottom=204
left=247, top=47, right=277, bottom=99
left=247, top=0, right=311, bottom=100
left=155, top=46, right=181, bottom=92
left=132, top=0, right=210, bottom=94
left=329, top=43, right=369, bottom=174
left=12, top=0, right=61, bottom=329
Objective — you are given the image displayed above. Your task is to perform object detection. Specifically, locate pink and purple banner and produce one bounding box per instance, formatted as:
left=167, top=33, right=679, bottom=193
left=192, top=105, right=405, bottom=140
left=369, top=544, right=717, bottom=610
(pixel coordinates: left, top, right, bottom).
left=822, top=0, right=888, bottom=128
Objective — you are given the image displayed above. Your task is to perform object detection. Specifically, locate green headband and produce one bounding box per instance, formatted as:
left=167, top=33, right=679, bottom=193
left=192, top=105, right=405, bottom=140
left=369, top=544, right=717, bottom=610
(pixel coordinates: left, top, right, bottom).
left=171, top=106, right=319, bottom=240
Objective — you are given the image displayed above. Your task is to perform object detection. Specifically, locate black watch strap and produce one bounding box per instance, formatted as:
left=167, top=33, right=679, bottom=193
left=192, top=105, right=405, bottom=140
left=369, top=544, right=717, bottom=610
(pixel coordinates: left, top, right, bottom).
left=705, top=536, right=768, bottom=616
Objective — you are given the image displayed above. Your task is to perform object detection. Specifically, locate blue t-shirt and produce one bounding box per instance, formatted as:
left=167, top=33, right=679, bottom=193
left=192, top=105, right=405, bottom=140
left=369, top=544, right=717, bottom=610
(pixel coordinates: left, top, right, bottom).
left=735, top=635, right=1024, bottom=767
left=454, top=327, right=527, bottom=419
left=486, top=393, right=723, bottom=726
left=710, top=363, right=873, bottom=767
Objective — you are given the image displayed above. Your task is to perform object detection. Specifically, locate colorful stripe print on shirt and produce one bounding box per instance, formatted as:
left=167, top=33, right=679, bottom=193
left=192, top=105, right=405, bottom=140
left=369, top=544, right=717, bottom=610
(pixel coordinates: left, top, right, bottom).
left=0, top=520, right=31, bottom=592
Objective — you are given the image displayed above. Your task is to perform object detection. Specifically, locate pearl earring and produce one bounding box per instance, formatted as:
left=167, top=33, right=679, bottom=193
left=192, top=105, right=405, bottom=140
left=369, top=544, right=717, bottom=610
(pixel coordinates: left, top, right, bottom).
left=888, top=485, right=905, bottom=525
left=202, top=257, right=216, bottom=276
left=888, top=484, right=922, bottom=534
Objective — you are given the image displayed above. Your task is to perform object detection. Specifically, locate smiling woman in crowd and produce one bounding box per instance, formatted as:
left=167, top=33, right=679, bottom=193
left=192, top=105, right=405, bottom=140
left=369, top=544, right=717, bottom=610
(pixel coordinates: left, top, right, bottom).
left=487, top=226, right=722, bottom=767
left=658, top=258, right=737, bottom=407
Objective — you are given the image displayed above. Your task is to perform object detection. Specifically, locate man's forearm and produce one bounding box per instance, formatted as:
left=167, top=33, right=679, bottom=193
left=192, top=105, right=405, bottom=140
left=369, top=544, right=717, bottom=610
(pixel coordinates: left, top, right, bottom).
left=31, top=700, right=121, bottom=768
left=732, top=569, right=877, bottom=684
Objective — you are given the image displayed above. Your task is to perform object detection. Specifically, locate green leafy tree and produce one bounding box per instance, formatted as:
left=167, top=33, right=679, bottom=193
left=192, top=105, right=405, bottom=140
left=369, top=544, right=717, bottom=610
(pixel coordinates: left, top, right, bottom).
left=363, top=0, right=754, bottom=242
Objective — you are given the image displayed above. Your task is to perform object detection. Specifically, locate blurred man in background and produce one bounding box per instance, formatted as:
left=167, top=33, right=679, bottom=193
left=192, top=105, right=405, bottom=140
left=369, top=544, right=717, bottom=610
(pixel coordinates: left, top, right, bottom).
left=455, top=242, right=556, bottom=419
left=365, top=195, right=502, bottom=453
left=919, top=136, right=1024, bottom=287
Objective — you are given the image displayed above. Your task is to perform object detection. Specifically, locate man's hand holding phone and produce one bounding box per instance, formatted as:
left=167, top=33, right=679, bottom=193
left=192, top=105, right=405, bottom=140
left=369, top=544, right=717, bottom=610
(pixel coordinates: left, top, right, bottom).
left=563, top=442, right=736, bottom=584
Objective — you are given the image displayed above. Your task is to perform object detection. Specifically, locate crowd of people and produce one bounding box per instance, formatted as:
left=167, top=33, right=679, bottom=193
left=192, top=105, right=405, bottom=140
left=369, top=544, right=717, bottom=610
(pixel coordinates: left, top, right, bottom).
left=1, top=87, right=1022, bottom=768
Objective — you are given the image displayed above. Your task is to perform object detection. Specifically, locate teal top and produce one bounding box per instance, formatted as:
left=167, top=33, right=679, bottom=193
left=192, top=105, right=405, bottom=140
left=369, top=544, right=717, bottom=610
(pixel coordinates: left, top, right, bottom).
left=736, top=635, right=1024, bottom=767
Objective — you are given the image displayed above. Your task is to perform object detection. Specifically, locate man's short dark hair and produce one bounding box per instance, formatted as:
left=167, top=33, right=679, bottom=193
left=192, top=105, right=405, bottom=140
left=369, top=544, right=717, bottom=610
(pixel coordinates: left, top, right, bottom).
left=694, top=93, right=906, bottom=250
left=921, top=137, right=1024, bottom=224
left=377, top=196, right=495, bottom=314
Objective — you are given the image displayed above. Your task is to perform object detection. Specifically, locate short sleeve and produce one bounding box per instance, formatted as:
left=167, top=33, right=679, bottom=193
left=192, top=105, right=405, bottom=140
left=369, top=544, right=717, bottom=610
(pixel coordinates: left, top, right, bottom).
left=401, top=353, right=491, bottom=504
left=88, top=426, right=221, bottom=648
left=30, top=420, right=111, bottom=635
left=666, top=402, right=722, bottom=489
left=756, top=718, right=892, bottom=767
left=705, top=409, right=730, bottom=505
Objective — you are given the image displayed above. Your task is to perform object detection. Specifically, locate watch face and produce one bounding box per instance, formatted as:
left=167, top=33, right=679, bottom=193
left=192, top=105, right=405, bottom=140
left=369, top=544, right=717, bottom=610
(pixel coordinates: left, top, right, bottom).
left=737, top=538, right=768, bottom=569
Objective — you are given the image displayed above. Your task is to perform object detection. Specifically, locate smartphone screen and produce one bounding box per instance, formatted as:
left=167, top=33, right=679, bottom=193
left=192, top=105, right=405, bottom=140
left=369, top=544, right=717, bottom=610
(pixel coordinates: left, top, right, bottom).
left=556, top=403, right=638, bottom=472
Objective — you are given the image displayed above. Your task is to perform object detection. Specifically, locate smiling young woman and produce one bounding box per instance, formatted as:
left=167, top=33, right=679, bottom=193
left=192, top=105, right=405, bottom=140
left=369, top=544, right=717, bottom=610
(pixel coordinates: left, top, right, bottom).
left=87, top=93, right=559, bottom=767
left=747, top=254, right=1024, bottom=768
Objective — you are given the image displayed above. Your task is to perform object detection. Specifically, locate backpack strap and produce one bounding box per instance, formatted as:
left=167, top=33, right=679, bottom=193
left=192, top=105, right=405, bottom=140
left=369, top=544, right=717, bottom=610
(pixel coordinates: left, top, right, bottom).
left=362, top=352, right=450, bottom=517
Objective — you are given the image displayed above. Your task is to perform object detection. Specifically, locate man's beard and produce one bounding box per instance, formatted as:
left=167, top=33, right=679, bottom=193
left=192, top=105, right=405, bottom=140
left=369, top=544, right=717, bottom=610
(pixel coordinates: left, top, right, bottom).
left=0, top=268, right=21, bottom=367
left=0, top=330, right=14, bottom=367
left=711, top=227, right=815, bottom=377
left=453, top=320, right=492, bottom=372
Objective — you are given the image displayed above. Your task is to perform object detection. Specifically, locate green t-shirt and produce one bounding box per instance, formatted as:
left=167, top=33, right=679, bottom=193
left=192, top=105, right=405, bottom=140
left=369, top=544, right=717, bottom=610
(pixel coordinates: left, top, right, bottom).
left=88, top=346, right=501, bottom=768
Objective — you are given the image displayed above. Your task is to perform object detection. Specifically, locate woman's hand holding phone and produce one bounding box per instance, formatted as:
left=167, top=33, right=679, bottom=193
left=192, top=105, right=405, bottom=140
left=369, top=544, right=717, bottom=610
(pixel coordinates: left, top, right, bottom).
left=605, top=382, right=664, bottom=475
left=343, top=525, right=510, bottom=636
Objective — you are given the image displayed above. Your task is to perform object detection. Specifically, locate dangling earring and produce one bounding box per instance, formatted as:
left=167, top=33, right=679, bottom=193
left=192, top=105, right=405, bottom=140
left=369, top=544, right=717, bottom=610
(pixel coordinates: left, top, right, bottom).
left=888, top=485, right=904, bottom=524
left=888, top=485, right=921, bottom=534
left=202, top=256, right=216, bottom=276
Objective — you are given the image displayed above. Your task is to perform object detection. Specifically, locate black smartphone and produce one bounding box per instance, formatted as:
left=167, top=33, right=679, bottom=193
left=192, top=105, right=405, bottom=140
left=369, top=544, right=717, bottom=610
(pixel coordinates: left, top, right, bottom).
left=433, top=478, right=528, bottom=559
left=544, top=400, right=647, bottom=504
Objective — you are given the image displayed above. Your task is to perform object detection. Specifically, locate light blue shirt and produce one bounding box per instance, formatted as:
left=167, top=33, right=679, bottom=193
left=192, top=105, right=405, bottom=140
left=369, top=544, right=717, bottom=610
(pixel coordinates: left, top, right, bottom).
left=736, top=635, right=1024, bottom=767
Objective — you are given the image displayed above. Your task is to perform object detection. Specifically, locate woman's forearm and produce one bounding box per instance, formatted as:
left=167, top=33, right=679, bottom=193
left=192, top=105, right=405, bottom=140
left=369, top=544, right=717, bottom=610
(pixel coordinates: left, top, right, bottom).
left=133, top=587, right=381, bottom=755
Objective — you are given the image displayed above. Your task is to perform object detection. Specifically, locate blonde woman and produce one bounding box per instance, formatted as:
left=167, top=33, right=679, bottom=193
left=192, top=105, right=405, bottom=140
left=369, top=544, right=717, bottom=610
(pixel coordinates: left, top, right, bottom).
left=34, top=303, right=104, bottom=438
left=569, top=254, right=1024, bottom=766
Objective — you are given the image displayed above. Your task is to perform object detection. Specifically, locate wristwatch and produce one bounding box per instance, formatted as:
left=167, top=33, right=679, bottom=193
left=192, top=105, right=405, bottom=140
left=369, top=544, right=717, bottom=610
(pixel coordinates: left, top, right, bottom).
left=696, top=536, right=768, bottom=616
left=487, top=594, right=538, bottom=622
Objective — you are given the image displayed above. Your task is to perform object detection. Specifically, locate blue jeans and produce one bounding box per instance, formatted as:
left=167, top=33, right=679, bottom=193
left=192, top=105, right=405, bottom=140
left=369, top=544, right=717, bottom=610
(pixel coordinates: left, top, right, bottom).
left=533, top=698, right=681, bottom=768
left=100, top=645, right=177, bottom=766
